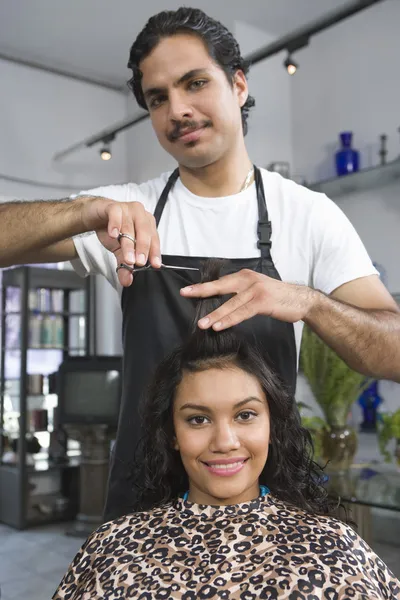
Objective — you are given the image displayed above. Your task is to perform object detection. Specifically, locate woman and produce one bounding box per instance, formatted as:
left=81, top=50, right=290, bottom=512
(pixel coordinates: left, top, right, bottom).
left=53, top=261, right=399, bottom=599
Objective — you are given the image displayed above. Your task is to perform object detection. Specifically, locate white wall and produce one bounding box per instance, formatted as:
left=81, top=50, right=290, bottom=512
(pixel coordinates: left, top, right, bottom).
left=335, top=184, right=400, bottom=295
left=0, top=59, right=128, bottom=355
left=291, top=0, right=400, bottom=184
left=234, top=21, right=292, bottom=171
left=125, top=100, right=176, bottom=183
left=0, top=59, right=129, bottom=199
left=291, top=0, right=400, bottom=413
left=291, top=0, right=400, bottom=296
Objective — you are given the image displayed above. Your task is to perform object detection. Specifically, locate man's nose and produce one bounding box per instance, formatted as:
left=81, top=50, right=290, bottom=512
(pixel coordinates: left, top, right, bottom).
left=168, top=90, right=194, bottom=122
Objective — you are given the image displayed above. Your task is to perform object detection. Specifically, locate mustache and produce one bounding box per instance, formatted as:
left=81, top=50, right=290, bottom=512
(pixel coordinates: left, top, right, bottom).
left=168, top=119, right=212, bottom=142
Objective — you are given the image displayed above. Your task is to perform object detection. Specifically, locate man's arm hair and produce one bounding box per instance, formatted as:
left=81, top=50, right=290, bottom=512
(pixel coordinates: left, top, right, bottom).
left=0, top=197, right=88, bottom=267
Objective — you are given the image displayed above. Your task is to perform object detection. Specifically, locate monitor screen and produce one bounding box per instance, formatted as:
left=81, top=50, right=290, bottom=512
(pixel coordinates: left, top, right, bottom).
left=56, top=357, right=123, bottom=425
left=62, top=370, right=121, bottom=421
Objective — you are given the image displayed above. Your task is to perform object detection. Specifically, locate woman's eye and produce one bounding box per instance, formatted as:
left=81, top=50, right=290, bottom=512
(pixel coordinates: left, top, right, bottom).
left=187, top=411, right=257, bottom=425
left=188, top=416, right=208, bottom=425
left=238, top=411, right=257, bottom=421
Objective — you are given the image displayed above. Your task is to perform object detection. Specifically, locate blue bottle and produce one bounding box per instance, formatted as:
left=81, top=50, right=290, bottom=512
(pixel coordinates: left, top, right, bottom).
left=358, top=380, right=382, bottom=432
left=335, top=131, right=360, bottom=176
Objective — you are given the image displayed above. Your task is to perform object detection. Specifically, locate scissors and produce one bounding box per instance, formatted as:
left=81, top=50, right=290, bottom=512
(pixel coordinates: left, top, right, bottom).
left=116, top=262, right=200, bottom=274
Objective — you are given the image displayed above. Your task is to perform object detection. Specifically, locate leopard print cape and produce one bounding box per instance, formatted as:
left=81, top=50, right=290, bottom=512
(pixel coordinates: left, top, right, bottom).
left=53, top=493, right=400, bottom=599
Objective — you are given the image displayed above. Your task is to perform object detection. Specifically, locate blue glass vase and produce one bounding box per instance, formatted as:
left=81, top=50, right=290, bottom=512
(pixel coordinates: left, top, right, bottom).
left=335, top=131, right=360, bottom=176
left=358, top=380, right=382, bottom=432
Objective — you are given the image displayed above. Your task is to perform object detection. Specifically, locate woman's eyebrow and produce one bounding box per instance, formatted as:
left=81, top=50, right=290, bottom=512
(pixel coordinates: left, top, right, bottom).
left=179, top=396, right=264, bottom=412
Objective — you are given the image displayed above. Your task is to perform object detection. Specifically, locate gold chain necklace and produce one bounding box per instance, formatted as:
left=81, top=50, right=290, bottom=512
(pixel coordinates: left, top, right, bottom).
left=240, top=167, right=254, bottom=192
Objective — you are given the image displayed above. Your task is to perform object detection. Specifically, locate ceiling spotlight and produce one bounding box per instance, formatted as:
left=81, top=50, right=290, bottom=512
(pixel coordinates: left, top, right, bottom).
left=284, top=55, right=298, bottom=75
left=99, top=134, right=115, bottom=161
left=100, top=146, right=112, bottom=161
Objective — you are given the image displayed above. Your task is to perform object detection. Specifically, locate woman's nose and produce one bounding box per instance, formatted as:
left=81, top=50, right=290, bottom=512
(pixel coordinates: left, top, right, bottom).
left=209, top=423, right=241, bottom=453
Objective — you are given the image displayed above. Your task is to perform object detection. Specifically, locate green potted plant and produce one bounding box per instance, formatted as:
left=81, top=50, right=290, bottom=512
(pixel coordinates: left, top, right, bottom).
left=299, top=324, right=371, bottom=472
left=297, top=402, right=325, bottom=461
left=377, top=409, right=400, bottom=465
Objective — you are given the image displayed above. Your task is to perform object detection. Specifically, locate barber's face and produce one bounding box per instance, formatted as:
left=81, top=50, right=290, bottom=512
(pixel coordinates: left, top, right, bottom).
left=173, top=366, right=270, bottom=505
left=140, top=33, right=248, bottom=169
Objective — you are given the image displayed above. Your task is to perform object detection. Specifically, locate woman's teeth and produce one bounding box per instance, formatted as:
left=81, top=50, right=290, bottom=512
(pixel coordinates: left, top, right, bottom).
left=207, top=461, right=245, bottom=470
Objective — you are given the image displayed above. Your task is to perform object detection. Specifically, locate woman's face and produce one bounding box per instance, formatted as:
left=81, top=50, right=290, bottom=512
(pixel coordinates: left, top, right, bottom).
left=173, top=366, right=270, bottom=505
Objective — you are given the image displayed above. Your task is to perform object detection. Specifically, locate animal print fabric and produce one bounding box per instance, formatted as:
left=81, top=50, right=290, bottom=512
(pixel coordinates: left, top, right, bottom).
left=53, top=494, right=400, bottom=599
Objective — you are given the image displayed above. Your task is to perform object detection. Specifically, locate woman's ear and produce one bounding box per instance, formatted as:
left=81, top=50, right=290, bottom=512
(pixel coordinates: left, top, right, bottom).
left=173, top=436, right=179, bottom=451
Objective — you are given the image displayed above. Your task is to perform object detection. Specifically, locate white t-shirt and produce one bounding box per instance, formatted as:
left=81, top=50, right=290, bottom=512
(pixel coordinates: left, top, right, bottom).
left=71, top=168, right=378, bottom=359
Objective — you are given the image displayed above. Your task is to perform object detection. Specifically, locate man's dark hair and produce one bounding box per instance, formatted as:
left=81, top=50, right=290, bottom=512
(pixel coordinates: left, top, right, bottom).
left=127, top=7, right=255, bottom=135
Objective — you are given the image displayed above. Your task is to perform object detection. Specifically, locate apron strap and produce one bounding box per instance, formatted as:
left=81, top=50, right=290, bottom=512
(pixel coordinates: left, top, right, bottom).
left=154, top=165, right=274, bottom=270
left=254, top=166, right=274, bottom=268
left=154, top=168, right=180, bottom=227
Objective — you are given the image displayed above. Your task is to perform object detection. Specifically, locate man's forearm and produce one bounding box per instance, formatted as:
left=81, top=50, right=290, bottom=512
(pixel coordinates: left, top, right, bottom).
left=0, top=198, right=86, bottom=267
left=304, top=291, right=400, bottom=382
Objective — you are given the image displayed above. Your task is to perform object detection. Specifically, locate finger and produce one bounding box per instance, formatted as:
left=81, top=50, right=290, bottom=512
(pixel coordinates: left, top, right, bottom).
left=147, top=215, right=162, bottom=268
left=129, top=206, right=152, bottom=266
left=198, top=288, right=256, bottom=329
left=106, top=203, right=123, bottom=240
left=117, top=267, right=134, bottom=288
left=210, top=301, right=259, bottom=330
left=180, top=273, right=241, bottom=297
left=117, top=225, right=136, bottom=266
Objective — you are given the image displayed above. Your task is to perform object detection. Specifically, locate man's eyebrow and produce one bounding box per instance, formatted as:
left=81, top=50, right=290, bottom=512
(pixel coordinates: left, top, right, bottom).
left=176, top=68, right=209, bottom=86
left=143, top=68, right=210, bottom=101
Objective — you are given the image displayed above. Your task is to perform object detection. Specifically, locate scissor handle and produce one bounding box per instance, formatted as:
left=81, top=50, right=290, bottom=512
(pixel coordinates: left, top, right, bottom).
left=116, top=262, right=134, bottom=274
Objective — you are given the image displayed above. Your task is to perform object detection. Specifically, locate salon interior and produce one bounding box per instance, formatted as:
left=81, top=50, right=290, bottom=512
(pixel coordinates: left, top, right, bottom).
left=0, top=1, right=400, bottom=599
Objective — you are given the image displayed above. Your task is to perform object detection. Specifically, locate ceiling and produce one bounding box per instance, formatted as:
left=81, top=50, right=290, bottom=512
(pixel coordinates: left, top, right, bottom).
left=0, top=0, right=350, bottom=90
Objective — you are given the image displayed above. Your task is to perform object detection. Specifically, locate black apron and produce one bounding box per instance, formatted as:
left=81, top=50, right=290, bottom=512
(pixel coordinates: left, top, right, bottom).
left=104, top=166, right=297, bottom=521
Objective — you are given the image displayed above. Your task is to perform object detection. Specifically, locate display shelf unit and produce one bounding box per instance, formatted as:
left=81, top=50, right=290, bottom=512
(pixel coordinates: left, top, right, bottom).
left=0, top=266, right=92, bottom=529
left=309, top=157, right=400, bottom=198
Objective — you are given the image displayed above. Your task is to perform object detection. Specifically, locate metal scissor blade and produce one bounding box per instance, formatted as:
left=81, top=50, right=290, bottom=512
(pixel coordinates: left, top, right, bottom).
left=116, top=262, right=200, bottom=274
left=161, top=264, right=200, bottom=272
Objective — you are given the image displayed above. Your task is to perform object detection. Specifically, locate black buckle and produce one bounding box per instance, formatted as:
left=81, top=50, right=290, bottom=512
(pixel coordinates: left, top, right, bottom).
left=257, top=221, right=272, bottom=248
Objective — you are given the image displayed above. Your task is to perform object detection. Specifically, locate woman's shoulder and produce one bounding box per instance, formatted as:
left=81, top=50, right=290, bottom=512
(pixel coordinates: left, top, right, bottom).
left=87, top=503, right=174, bottom=544
left=266, top=495, right=362, bottom=545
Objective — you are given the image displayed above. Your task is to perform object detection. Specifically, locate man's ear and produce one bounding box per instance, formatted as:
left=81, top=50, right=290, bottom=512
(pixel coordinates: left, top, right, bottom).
left=233, top=69, right=248, bottom=108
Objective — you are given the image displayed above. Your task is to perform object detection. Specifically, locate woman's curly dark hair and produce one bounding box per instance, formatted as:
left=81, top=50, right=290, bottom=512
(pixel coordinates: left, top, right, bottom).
left=131, top=259, right=339, bottom=519
left=127, top=7, right=255, bottom=135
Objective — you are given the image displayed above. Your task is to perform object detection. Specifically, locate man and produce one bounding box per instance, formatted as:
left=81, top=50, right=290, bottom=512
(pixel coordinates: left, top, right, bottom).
left=1, top=8, right=399, bottom=521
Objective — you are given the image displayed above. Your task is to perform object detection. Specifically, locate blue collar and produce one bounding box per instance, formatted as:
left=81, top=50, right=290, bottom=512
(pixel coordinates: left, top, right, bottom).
left=182, top=484, right=270, bottom=502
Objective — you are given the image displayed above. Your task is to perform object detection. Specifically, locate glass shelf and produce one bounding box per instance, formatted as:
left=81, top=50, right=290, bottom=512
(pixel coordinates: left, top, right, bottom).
left=327, top=463, right=400, bottom=513
left=1, top=394, right=50, bottom=399
left=5, top=312, right=86, bottom=318
left=32, top=451, right=81, bottom=472
left=309, top=157, right=400, bottom=198
left=2, top=347, right=85, bottom=352
left=1, top=456, right=80, bottom=473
